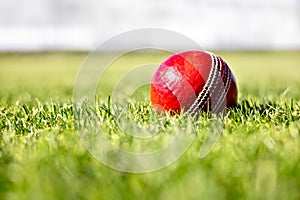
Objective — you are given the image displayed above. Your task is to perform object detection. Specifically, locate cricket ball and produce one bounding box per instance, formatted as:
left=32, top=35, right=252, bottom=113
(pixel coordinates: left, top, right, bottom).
left=150, top=50, right=237, bottom=115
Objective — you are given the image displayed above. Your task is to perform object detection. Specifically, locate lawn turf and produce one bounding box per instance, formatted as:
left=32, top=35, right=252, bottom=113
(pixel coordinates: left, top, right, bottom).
left=0, top=51, right=300, bottom=200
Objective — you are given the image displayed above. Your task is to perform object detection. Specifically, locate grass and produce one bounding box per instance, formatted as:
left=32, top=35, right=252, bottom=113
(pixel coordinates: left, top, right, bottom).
left=0, top=51, right=300, bottom=200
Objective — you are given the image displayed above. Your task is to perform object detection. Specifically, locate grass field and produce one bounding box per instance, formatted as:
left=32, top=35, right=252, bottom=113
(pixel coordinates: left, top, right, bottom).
left=0, top=51, right=300, bottom=199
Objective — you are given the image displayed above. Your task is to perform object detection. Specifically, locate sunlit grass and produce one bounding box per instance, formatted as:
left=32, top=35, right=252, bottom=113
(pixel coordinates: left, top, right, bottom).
left=0, top=51, right=300, bottom=200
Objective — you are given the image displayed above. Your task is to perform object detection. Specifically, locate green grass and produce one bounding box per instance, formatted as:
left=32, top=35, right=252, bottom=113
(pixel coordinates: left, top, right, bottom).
left=0, top=51, right=300, bottom=200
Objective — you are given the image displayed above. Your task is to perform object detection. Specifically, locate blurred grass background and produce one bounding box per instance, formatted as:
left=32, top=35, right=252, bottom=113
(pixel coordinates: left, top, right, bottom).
left=1, top=51, right=299, bottom=101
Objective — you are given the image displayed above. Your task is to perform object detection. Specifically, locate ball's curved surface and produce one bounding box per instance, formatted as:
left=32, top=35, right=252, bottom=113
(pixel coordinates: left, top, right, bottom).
left=150, top=51, right=238, bottom=114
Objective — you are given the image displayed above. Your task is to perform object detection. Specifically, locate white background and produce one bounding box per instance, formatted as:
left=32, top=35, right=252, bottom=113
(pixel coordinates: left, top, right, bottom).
left=0, top=0, right=299, bottom=51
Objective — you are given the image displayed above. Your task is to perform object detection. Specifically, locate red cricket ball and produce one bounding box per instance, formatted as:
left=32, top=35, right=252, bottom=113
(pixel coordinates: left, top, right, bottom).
left=150, top=50, right=238, bottom=115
